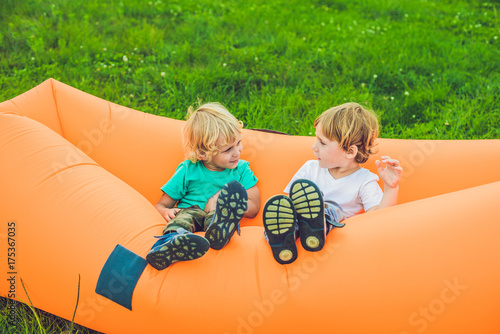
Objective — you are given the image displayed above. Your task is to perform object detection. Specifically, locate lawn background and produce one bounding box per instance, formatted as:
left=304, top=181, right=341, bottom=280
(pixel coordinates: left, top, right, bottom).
left=1, top=0, right=499, bottom=139
left=1, top=0, right=499, bottom=333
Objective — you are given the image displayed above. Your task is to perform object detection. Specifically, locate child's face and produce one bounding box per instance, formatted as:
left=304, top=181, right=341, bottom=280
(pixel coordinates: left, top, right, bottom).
left=312, top=124, right=351, bottom=169
left=203, top=133, right=242, bottom=171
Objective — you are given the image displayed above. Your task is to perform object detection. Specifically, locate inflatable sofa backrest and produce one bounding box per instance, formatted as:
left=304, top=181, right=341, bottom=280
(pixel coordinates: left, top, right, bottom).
left=1, top=78, right=499, bottom=225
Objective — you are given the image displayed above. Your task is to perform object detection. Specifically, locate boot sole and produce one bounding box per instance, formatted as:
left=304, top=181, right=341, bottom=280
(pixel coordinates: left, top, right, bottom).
left=290, top=179, right=326, bottom=252
left=205, top=181, right=248, bottom=250
left=263, top=195, right=298, bottom=264
left=146, top=234, right=209, bottom=270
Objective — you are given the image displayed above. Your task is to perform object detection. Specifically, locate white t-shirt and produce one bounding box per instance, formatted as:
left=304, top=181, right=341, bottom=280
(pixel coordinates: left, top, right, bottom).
left=284, top=160, right=383, bottom=218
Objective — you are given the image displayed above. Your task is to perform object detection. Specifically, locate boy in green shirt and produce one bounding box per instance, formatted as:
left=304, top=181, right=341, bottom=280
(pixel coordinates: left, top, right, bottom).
left=147, top=103, right=260, bottom=270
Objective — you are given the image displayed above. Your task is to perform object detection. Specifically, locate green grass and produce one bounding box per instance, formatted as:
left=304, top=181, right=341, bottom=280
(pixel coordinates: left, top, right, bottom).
left=0, top=0, right=499, bottom=332
left=1, top=297, right=103, bottom=334
left=1, top=0, right=499, bottom=139
left=1, top=276, right=102, bottom=333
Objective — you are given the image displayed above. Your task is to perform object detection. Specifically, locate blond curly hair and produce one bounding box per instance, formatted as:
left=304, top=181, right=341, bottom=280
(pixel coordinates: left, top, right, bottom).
left=183, top=102, right=243, bottom=163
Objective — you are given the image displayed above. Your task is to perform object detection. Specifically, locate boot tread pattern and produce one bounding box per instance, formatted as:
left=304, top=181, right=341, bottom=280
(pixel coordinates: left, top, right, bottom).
left=290, top=180, right=326, bottom=252
left=292, top=183, right=322, bottom=219
left=263, top=195, right=298, bottom=264
left=147, top=234, right=209, bottom=270
left=205, top=182, right=248, bottom=250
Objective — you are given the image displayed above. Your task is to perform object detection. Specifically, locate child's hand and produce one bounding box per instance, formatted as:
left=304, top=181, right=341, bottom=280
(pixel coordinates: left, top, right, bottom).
left=375, top=156, right=403, bottom=188
left=162, top=208, right=181, bottom=222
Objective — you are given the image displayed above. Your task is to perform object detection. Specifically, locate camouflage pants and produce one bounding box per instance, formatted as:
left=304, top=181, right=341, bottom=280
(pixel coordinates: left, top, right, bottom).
left=162, top=206, right=215, bottom=235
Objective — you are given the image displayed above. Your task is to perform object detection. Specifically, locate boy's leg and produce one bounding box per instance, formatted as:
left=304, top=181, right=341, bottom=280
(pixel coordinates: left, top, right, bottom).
left=290, top=179, right=326, bottom=252
left=162, top=206, right=206, bottom=234
left=262, top=195, right=298, bottom=264
left=205, top=180, right=248, bottom=250
left=324, top=202, right=346, bottom=234
left=202, top=211, right=216, bottom=231
left=148, top=207, right=209, bottom=270
left=146, top=229, right=209, bottom=270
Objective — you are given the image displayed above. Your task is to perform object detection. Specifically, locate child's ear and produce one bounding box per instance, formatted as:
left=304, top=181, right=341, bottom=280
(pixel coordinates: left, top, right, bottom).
left=197, top=152, right=208, bottom=161
left=346, top=145, right=358, bottom=159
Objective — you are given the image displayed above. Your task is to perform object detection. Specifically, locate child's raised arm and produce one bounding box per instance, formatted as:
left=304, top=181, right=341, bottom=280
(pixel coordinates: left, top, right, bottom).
left=367, top=156, right=403, bottom=212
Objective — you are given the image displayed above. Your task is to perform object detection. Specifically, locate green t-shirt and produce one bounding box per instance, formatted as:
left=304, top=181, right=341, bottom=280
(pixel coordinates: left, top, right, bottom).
left=161, top=159, right=258, bottom=210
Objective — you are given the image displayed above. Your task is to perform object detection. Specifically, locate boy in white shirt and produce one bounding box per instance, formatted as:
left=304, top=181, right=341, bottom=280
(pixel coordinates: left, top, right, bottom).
left=263, top=102, right=403, bottom=264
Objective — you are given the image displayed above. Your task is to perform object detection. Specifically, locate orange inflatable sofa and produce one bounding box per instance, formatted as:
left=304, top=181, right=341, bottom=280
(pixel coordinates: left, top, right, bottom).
left=1, top=78, right=500, bottom=334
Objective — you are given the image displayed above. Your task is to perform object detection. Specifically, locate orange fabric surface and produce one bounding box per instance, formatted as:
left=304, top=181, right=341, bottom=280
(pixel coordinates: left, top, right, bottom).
left=1, top=78, right=500, bottom=333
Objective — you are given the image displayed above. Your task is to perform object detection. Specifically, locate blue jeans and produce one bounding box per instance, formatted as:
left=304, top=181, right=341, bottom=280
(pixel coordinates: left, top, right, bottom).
left=324, top=202, right=346, bottom=234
